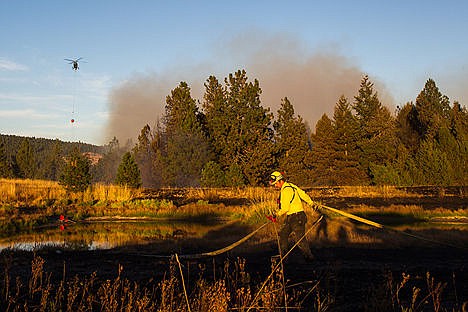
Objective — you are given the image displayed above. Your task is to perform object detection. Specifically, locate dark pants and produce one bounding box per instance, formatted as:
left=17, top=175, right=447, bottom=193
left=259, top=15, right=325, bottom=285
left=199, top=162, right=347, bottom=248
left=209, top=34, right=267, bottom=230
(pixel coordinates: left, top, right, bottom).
left=279, top=211, right=314, bottom=259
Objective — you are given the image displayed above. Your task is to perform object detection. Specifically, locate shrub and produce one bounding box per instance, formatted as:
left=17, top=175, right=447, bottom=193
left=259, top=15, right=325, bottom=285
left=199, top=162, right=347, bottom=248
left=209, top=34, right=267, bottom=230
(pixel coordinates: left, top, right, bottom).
left=201, top=161, right=225, bottom=187
left=115, top=152, right=142, bottom=188
left=59, top=148, right=91, bottom=193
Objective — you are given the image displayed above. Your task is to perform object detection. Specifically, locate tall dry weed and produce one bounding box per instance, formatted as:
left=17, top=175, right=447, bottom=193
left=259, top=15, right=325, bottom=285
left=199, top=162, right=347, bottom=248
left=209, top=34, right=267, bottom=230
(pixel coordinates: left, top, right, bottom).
left=0, top=179, right=140, bottom=206
left=1, top=253, right=464, bottom=311
left=194, top=279, right=229, bottom=312
left=0, top=179, right=65, bottom=205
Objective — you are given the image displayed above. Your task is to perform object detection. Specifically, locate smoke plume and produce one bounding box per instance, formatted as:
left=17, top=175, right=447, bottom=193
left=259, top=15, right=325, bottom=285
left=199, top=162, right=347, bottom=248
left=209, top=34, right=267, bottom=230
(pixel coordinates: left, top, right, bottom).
left=107, top=75, right=172, bottom=145
left=106, top=31, right=394, bottom=144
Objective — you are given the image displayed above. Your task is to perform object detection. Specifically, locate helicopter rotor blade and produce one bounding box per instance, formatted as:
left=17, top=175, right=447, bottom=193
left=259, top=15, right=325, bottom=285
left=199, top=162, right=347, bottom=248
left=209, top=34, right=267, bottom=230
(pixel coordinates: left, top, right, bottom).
left=64, top=58, right=83, bottom=62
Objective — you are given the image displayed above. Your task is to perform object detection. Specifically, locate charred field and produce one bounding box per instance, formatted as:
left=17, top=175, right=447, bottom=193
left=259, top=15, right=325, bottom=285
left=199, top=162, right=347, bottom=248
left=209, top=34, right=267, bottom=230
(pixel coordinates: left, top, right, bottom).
left=0, top=185, right=467, bottom=311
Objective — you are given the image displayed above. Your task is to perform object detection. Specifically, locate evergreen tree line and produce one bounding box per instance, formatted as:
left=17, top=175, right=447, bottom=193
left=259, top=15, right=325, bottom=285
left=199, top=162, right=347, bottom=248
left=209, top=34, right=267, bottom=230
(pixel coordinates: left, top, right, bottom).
left=1, top=70, right=466, bottom=187
left=0, top=134, right=141, bottom=189
left=124, top=70, right=468, bottom=187
left=0, top=135, right=103, bottom=181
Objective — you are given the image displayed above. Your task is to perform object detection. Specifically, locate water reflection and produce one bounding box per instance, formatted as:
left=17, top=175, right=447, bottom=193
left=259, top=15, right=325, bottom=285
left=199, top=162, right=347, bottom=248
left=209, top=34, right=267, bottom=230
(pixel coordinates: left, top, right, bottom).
left=0, top=220, right=229, bottom=252
left=1, top=218, right=465, bottom=252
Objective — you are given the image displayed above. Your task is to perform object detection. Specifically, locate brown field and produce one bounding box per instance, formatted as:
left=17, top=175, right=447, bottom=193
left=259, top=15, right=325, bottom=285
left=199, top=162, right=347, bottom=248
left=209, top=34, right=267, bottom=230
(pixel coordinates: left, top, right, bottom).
left=0, top=179, right=467, bottom=311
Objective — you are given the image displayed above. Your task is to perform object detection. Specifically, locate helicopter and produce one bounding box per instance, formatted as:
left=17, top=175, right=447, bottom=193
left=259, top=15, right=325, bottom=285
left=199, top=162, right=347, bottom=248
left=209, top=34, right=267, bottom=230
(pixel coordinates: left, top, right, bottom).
left=64, top=57, right=83, bottom=71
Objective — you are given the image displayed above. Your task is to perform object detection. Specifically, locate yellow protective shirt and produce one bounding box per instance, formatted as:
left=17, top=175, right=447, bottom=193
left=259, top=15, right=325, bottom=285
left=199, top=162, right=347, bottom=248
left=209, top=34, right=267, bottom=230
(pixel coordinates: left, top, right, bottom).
left=277, top=182, right=315, bottom=216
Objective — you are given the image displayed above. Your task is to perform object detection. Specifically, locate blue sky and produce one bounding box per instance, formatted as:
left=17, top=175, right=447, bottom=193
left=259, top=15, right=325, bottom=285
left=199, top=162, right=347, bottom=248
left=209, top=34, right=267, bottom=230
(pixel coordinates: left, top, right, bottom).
left=1, top=1, right=467, bottom=145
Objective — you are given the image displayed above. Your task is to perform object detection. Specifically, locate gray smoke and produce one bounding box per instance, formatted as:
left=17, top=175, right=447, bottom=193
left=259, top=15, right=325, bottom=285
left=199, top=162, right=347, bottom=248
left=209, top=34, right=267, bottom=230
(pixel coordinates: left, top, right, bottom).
left=107, top=74, right=173, bottom=144
left=106, top=32, right=395, bottom=144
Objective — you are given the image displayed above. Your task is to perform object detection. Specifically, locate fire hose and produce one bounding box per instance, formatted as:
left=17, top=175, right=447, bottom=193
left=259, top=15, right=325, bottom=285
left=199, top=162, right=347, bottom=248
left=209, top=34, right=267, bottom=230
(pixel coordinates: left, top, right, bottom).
left=139, top=202, right=465, bottom=259
left=138, top=215, right=324, bottom=259
left=137, top=222, right=269, bottom=259
left=318, top=204, right=466, bottom=250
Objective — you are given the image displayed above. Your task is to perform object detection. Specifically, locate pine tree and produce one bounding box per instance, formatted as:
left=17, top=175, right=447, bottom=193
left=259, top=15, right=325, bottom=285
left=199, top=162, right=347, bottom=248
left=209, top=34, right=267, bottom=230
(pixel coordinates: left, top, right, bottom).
left=164, top=131, right=212, bottom=186
left=415, top=79, right=451, bottom=139
left=115, top=152, right=142, bottom=188
left=41, top=140, right=63, bottom=180
left=59, top=147, right=92, bottom=193
left=273, top=97, right=313, bottom=185
left=133, top=124, right=156, bottom=186
left=202, top=75, right=228, bottom=162
left=16, top=138, right=37, bottom=179
left=148, top=119, right=165, bottom=188
left=435, top=126, right=459, bottom=184
left=202, top=70, right=275, bottom=186
left=200, top=161, right=225, bottom=187
left=450, top=101, right=468, bottom=143
left=352, top=75, right=397, bottom=183
left=224, top=163, right=246, bottom=187
left=92, top=137, right=123, bottom=183
left=0, top=139, right=13, bottom=178
left=163, top=82, right=212, bottom=186
left=332, top=95, right=367, bottom=185
left=415, top=139, right=452, bottom=185
left=411, top=80, right=466, bottom=185
left=310, top=114, right=336, bottom=185
left=222, top=70, right=275, bottom=185
left=164, top=81, right=204, bottom=135
left=396, top=103, right=420, bottom=153
left=449, top=102, right=468, bottom=185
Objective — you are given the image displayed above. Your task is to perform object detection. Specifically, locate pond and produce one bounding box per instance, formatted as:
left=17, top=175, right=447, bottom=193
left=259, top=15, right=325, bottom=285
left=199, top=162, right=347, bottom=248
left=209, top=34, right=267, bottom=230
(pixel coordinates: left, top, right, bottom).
left=0, top=219, right=230, bottom=252
left=1, top=217, right=466, bottom=252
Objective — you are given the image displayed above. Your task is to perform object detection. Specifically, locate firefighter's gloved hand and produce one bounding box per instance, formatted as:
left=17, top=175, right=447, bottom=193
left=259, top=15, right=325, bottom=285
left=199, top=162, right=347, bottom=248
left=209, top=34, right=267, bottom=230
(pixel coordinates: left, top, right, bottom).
left=266, top=215, right=277, bottom=223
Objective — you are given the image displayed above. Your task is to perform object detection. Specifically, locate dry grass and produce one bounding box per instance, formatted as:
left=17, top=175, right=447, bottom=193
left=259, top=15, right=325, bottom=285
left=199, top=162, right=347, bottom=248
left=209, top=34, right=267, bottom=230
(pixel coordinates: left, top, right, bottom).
left=1, top=179, right=467, bottom=248
left=331, top=185, right=410, bottom=198
left=0, top=255, right=312, bottom=311
left=0, top=254, right=464, bottom=312
left=346, top=204, right=468, bottom=218
left=0, top=178, right=64, bottom=205
left=2, top=179, right=465, bottom=206
left=0, top=179, right=139, bottom=204
left=185, top=187, right=276, bottom=202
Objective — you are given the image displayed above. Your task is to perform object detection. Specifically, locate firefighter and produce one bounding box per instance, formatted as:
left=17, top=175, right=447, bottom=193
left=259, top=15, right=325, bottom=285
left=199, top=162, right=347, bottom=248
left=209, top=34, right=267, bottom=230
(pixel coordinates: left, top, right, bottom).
left=269, top=171, right=316, bottom=261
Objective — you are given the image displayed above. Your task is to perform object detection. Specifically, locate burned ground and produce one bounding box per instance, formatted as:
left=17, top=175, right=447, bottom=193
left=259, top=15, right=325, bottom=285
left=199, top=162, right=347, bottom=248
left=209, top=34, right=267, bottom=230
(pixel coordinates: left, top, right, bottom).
left=1, top=187, right=467, bottom=311
left=2, top=226, right=467, bottom=311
